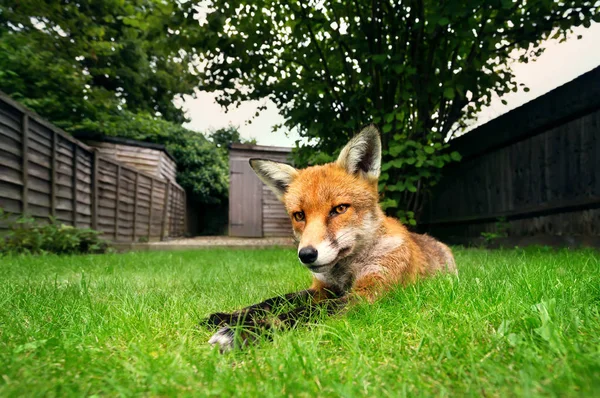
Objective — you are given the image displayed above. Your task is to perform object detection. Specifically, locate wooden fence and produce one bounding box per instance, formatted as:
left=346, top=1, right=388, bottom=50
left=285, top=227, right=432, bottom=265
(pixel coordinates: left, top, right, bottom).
left=421, top=66, right=600, bottom=245
left=0, top=91, right=186, bottom=242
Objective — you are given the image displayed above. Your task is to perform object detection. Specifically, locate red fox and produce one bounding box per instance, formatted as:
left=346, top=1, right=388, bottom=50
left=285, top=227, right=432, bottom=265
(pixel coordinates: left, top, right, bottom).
left=204, top=125, right=456, bottom=351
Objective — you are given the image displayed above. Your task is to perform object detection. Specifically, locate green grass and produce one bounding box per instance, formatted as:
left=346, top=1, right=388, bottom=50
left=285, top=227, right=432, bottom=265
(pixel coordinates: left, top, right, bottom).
left=0, top=247, right=599, bottom=397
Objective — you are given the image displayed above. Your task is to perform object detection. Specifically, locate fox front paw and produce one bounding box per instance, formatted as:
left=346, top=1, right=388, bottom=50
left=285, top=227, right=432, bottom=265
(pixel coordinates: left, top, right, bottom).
left=208, top=327, right=236, bottom=353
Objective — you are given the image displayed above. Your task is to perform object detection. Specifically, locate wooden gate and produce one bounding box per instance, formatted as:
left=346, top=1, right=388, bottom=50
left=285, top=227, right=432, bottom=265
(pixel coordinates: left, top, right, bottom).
left=228, top=144, right=292, bottom=238
left=229, top=158, right=263, bottom=237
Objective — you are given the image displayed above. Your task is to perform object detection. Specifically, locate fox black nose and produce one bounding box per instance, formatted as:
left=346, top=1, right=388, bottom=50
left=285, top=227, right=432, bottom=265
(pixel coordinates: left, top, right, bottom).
left=298, top=246, right=318, bottom=264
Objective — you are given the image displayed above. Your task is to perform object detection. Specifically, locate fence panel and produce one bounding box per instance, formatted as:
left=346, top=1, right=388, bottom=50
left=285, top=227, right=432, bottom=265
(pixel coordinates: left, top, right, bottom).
left=0, top=91, right=185, bottom=241
left=422, top=67, right=600, bottom=244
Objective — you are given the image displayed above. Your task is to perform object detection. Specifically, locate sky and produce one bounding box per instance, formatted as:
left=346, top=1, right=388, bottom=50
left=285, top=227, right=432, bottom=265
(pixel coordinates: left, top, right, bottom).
left=179, top=23, right=600, bottom=147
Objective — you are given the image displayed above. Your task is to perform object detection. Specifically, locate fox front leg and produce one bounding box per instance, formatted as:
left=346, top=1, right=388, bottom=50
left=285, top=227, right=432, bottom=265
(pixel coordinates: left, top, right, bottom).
left=208, top=295, right=348, bottom=353
left=202, top=289, right=316, bottom=329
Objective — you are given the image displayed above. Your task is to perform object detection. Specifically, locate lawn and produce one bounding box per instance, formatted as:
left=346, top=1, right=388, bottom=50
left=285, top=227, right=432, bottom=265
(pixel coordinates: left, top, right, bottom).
left=0, top=247, right=599, bottom=397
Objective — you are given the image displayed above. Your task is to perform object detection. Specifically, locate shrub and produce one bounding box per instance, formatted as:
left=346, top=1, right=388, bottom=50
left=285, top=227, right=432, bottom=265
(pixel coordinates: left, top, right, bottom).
left=0, top=209, right=109, bottom=255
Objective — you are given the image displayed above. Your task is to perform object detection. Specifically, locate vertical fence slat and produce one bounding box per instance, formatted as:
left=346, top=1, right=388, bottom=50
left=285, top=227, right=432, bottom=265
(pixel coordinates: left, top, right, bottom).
left=173, top=188, right=177, bottom=235
left=169, top=188, right=174, bottom=236
left=147, top=178, right=154, bottom=239
left=91, top=150, right=98, bottom=230
left=168, top=187, right=174, bottom=237
left=182, top=188, right=187, bottom=237
left=179, top=188, right=183, bottom=236
left=161, top=181, right=170, bottom=241
left=114, top=165, right=121, bottom=240
left=132, top=172, right=138, bottom=241
left=176, top=188, right=180, bottom=236
left=21, top=114, right=29, bottom=214
left=50, top=131, right=57, bottom=218
left=72, top=145, right=78, bottom=226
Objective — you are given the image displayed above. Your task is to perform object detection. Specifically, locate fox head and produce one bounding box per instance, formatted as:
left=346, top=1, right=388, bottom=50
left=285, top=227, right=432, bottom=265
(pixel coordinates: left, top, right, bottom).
left=250, top=125, right=383, bottom=273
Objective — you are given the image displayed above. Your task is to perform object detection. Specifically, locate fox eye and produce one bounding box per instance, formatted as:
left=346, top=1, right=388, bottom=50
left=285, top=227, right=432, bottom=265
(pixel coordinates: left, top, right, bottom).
left=331, top=204, right=349, bottom=216
left=293, top=211, right=305, bottom=222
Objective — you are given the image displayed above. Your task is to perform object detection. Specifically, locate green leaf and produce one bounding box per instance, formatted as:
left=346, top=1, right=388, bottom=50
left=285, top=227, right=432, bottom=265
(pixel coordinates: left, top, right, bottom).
left=443, top=87, right=455, bottom=100
left=392, top=64, right=405, bottom=74
left=450, top=151, right=462, bottom=161
left=391, top=159, right=404, bottom=168
left=380, top=198, right=398, bottom=210
left=372, top=54, right=387, bottom=64
left=389, top=143, right=406, bottom=157
left=393, top=181, right=406, bottom=192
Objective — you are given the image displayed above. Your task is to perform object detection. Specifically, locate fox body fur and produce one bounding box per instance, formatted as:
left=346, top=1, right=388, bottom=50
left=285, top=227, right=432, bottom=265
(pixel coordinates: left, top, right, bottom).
left=205, top=125, right=456, bottom=351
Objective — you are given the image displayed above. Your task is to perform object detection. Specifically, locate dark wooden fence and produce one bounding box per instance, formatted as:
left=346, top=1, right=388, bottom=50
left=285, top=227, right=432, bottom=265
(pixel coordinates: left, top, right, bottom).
left=0, top=91, right=186, bottom=242
left=422, top=66, right=600, bottom=246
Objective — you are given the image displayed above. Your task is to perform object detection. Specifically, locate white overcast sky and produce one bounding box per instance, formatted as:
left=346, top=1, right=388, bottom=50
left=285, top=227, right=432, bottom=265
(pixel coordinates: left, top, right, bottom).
left=179, top=23, right=600, bottom=147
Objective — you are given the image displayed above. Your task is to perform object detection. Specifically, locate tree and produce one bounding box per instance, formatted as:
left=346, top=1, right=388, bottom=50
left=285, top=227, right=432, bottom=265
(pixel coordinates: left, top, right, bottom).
left=0, top=0, right=200, bottom=129
left=197, top=0, right=599, bottom=223
left=209, top=125, right=257, bottom=149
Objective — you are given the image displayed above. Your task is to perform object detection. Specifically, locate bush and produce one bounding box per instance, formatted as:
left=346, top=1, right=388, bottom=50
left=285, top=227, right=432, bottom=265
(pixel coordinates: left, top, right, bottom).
left=0, top=210, right=109, bottom=255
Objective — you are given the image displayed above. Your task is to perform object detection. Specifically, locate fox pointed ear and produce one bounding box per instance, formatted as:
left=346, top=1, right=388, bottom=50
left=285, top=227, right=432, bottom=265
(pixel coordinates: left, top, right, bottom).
left=336, top=125, right=381, bottom=181
left=249, top=159, right=298, bottom=199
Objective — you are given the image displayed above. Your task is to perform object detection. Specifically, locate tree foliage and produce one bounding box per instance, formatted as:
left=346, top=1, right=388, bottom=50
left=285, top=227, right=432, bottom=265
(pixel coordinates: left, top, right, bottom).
left=0, top=0, right=200, bottom=128
left=197, top=0, right=600, bottom=222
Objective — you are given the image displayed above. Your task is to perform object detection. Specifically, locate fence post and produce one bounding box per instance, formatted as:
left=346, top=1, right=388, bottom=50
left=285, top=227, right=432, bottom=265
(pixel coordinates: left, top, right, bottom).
left=147, top=178, right=154, bottom=239
left=114, top=164, right=121, bottom=241
left=160, top=181, right=171, bottom=241
left=132, top=171, right=139, bottom=242
left=91, top=150, right=98, bottom=230
left=72, top=145, right=78, bottom=226
left=50, top=131, right=57, bottom=218
left=21, top=114, right=29, bottom=215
